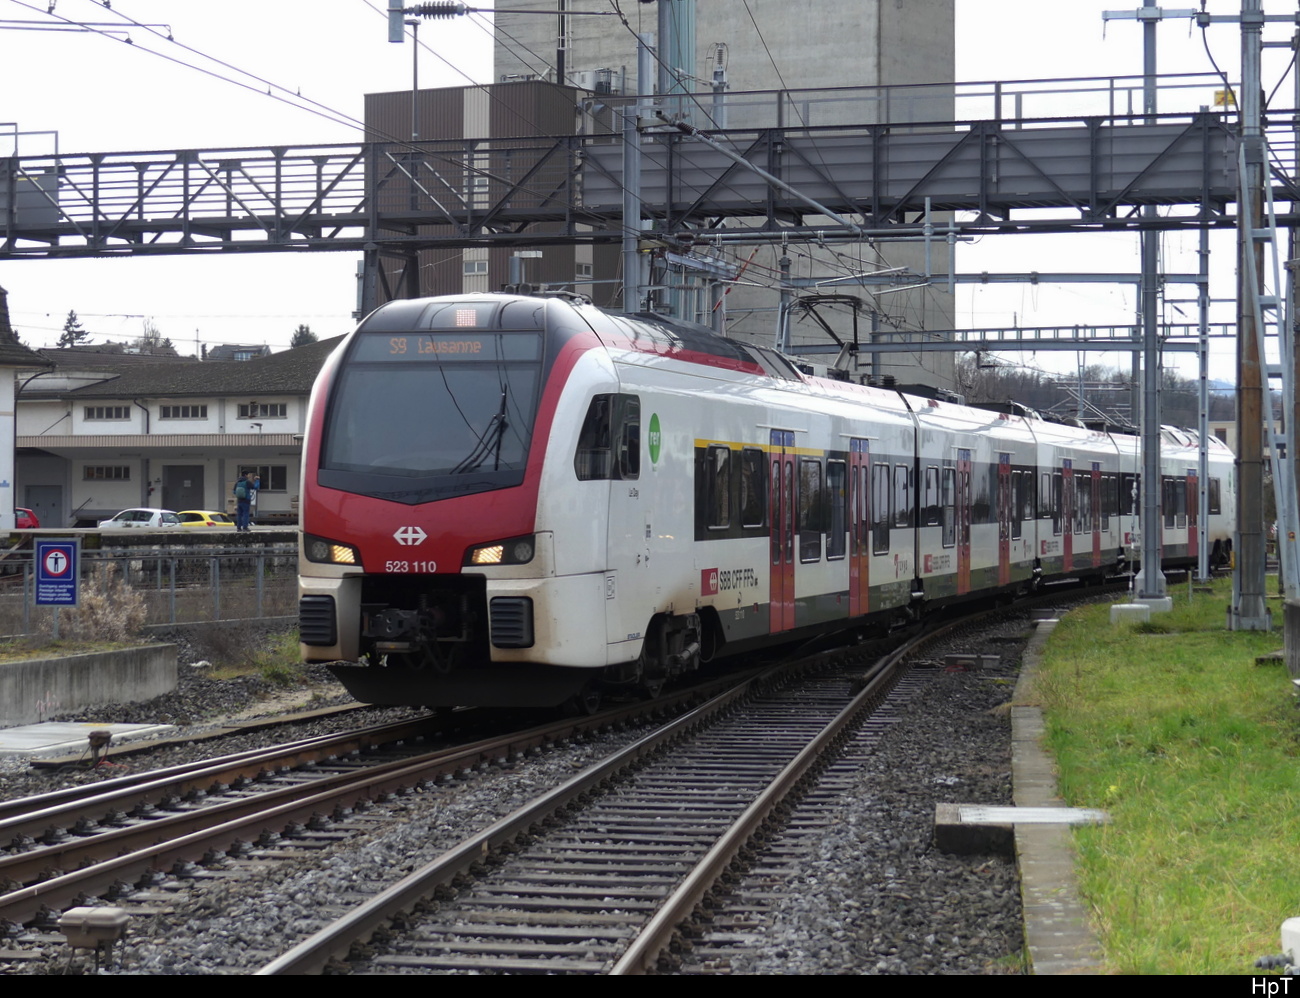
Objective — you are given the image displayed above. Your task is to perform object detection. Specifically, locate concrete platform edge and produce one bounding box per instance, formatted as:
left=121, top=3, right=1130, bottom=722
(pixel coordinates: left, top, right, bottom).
left=1012, top=620, right=1106, bottom=974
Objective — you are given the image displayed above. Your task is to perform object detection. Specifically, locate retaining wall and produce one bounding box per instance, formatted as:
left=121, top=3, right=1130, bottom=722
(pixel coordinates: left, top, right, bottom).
left=0, top=644, right=178, bottom=725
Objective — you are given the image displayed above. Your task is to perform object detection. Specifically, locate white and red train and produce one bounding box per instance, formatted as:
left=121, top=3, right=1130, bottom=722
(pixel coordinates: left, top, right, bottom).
left=298, top=293, right=1235, bottom=708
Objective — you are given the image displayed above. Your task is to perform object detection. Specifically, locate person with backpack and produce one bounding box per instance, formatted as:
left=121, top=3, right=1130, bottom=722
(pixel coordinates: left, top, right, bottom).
left=233, top=471, right=259, bottom=531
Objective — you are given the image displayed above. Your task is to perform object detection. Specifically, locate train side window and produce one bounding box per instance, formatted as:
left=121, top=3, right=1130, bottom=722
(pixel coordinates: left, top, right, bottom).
left=892, top=464, right=911, bottom=528
left=574, top=395, right=613, bottom=480
left=706, top=446, right=731, bottom=529
left=923, top=466, right=940, bottom=526
left=617, top=396, right=640, bottom=480
left=856, top=465, right=870, bottom=556
left=1163, top=477, right=1175, bottom=529
left=1040, top=472, right=1051, bottom=518
left=1052, top=473, right=1063, bottom=535
left=1010, top=471, right=1023, bottom=540
left=771, top=459, right=781, bottom=566
left=784, top=462, right=795, bottom=563
left=826, top=460, right=846, bottom=560
left=575, top=394, right=639, bottom=481
left=1020, top=471, right=1036, bottom=522
left=872, top=464, right=891, bottom=555
left=740, top=448, right=765, bottom=527
left=1209, top=477, right=1221, bottom=515
left=942, top=467, right=956, bottom=547
left=799, top=458, right=823, bottom=563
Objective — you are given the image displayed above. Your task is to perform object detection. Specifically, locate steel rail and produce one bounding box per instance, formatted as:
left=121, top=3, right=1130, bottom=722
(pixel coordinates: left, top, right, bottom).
left=254, top=673, right=771, bottom=975
left=0, top=672, right=752, bottom=927
left=609, top=653, right=902, bottom=973
left=0, top=711, right=435, bottom=826
left=613, top=599, right=1082, bottom=973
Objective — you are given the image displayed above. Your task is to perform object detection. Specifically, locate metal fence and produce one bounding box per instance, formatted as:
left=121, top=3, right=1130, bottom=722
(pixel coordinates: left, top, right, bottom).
left=0, top=543, right=299, bottom=638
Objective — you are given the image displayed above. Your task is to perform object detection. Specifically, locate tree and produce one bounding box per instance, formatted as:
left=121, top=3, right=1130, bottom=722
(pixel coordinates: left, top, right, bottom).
left=58, top=309, right=89, bottom=348
left=290, top=324, right=318, bottom=348
left=136, top=318, right=165, bottom=355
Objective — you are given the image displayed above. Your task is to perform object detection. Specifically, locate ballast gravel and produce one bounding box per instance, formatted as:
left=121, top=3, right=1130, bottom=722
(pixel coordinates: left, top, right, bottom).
left=720, top=632, right=1025, bottom=975
left=2, top=613, right=1039, bottom=975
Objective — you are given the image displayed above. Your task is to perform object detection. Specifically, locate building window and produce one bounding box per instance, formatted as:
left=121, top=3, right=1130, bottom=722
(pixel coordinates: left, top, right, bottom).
left=576, top=263, right=593, bottom=280
left=463, top=260, right=489, bottom=276
left=237, top=465, right=288, bottom=492
left=160, top=405, right=208, bottom=419
left=84, top=465, right=130, bottom=480
left=84, top=406, right=130, bottom=420
left=237, top=403, right=287, bottom=419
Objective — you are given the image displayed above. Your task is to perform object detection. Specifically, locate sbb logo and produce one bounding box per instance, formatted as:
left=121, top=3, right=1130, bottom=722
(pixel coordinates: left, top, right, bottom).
left=701, top=568, right=719, bottom=596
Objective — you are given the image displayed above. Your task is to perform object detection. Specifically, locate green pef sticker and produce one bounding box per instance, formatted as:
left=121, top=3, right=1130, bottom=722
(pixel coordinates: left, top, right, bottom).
left=648, top=413, right=662, bottom=464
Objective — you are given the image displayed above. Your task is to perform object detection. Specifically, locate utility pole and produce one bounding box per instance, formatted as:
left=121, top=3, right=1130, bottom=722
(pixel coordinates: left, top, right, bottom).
left=622, top=34, right=654, bottom=314
left=1289, top=19, right=1300, bottom=673
left=408, top=18, right=420, bottom=141
left=1233, top=0, right=1271, bottom=630
left=1102, top=4, right=1197, bottom=607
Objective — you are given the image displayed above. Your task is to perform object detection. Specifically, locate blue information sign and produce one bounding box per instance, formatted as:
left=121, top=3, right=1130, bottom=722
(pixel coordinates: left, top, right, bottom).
left=35, top=539, right=79, bottom=607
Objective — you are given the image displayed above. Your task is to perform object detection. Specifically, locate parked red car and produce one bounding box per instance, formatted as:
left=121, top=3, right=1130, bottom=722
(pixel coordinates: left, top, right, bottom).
left=15, top=508, right=39, bottom=529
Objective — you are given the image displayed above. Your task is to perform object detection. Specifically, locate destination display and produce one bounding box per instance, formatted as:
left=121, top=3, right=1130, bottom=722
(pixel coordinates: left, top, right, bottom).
left=352, top=333, right=540, bottom=363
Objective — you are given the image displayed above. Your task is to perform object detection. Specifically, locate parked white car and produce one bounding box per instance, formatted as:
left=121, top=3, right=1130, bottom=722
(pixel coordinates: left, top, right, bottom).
left=98, top=508, right=182, bottom=529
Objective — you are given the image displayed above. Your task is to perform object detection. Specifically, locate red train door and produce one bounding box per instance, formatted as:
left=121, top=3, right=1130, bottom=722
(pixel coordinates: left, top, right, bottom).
left=957, top=448, right=972, bottom=595
left=769, top=429, right=796, bottom=633
left=1091, top=462, right=1102, bottom=567
left=1062, top=459, right=1074, bottom=572
left=997, top=453, right=1011, bottom=586
left=849, top=438, right=870, bottom=617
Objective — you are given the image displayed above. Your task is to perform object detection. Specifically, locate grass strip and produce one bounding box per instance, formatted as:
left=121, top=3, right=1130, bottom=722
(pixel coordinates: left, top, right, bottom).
left=1036, top=580, right=1300, bottom=974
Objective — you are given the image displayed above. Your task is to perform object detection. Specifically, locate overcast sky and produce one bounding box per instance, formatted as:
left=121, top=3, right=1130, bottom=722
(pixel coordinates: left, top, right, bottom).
left=0, top=1, right=1292, bottom=374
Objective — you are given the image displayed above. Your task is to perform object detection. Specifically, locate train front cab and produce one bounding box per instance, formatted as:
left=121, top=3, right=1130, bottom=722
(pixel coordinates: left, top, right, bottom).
left=298, top=294, right=632, bottom=707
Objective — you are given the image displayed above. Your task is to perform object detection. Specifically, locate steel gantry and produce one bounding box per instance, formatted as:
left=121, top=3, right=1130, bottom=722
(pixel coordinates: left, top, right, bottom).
left=0, top=95, right=1254, bottom=267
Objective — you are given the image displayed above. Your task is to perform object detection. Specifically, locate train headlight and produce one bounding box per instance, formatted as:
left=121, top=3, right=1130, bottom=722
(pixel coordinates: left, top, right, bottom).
left=304, top=534, right=361, bottom=566
left=466, top=535, right=535, bottom=566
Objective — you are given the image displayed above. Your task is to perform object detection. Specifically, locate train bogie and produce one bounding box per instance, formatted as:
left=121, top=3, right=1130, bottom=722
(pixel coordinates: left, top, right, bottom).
left=299, top=293, right=1235, bottom=709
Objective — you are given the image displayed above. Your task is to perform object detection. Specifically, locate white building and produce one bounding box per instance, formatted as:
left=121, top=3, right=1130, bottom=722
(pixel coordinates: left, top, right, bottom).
left=15, top=338, right=341, bottom=527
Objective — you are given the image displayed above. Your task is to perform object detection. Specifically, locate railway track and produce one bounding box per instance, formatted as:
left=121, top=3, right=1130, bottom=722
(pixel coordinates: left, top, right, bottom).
left=0, top=671, right=750, bottom=940
left=257, top=635, right=926, bottom=975
left=2, top=594, right=1087, bottom=973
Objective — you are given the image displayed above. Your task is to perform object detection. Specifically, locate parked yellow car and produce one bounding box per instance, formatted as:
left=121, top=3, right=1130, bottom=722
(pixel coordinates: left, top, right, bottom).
left=177, top=510, right=235, bottom=528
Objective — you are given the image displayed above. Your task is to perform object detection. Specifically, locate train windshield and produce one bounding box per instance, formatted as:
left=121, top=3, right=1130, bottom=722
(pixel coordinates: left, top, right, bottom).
left=318, top=325, right=544, bottom=503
